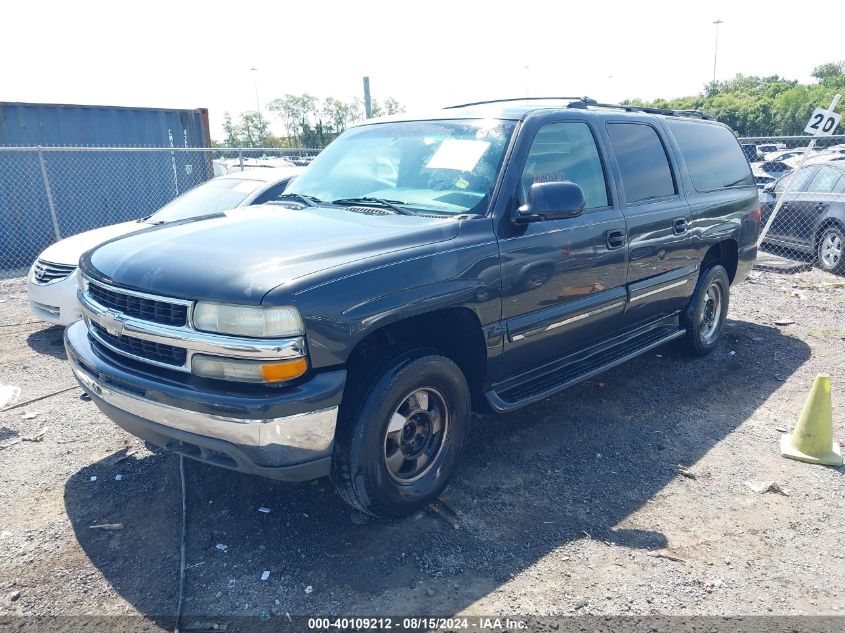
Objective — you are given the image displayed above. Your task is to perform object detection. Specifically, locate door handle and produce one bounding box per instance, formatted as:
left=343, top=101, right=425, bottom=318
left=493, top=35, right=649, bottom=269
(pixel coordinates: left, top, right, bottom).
left=815, top=203, right=827, bottom=213
left=673, top=218, right=688, bottom=235
left=605, top=229, right=626, bottom=250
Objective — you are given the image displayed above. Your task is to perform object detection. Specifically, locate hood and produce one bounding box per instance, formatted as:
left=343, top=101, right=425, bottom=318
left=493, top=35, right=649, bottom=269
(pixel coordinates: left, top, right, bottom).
left=37, top=221, right=145, bottom=266
left=82, top=206, right=460, bottom=304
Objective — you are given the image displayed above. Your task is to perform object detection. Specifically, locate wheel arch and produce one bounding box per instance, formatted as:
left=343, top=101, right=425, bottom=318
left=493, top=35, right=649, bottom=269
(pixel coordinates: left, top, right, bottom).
left=701, top=239, right=739, bottom=283
left=344, top=307, right=488, bottom=410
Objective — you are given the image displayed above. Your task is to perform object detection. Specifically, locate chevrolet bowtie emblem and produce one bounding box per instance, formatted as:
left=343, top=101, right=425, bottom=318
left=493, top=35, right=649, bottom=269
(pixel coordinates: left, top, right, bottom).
left=100, top=311, right=126, bottom=337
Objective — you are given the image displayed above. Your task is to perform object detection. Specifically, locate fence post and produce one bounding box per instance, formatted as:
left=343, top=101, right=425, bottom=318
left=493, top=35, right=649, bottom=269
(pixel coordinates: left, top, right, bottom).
left=36, top=146, right=61, bottom=241
left=238, top=148, right=244, bottom=172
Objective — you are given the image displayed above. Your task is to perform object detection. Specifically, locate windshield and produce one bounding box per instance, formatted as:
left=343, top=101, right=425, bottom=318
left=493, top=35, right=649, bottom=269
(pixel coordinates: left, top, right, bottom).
left=286, top=119, right=515, bottom=216
left=147, top=177, right=263, bottom=223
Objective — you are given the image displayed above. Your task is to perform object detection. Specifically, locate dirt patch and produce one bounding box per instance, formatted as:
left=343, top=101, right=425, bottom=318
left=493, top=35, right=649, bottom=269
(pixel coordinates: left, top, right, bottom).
left=1, top=267, right=843, bottom=623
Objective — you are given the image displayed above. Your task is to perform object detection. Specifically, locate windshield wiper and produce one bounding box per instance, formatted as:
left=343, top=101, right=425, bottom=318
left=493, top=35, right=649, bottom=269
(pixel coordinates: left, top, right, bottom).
left=274, top=193, right=322, bottom=207
left=332, top=197, right=415, bottom=216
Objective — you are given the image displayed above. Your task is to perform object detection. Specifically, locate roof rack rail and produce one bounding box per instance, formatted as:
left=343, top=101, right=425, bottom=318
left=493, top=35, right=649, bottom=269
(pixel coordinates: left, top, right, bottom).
left=444, top=97, right=713, bottom=120
left=444, top=96, right=592, bottom=109
left=567, top=98, right=712, bottom=120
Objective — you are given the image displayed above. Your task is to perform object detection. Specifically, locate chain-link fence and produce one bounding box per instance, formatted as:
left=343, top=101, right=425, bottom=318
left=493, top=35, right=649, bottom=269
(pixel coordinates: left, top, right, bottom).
left=739, top=135, right=845, bottom=274
left=3, top=138, right=845, bottom=277
left=0, top=147, right=321, bottom=274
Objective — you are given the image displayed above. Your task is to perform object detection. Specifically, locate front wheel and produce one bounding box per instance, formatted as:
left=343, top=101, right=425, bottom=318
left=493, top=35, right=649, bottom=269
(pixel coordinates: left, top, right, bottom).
left=682, top=264, right=730, bottom=356
left=817, top=225, right=845, bottom=274
left=331, top=349, right=470, bottom=518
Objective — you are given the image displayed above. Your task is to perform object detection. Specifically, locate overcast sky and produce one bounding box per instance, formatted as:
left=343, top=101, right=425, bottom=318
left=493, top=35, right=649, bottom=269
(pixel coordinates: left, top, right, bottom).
left=2, top=0, right=841, bottom=141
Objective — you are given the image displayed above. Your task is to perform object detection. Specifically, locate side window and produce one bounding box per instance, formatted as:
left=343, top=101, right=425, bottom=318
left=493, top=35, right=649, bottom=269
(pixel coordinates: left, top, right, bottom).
left=774, top=167, right=815, bottom=192
left=833, top=176, right=845, bottom=194
left=806, top=166, right=841, bottom=193
left=606, top=123, right=676, bottom=203
left=519, top=122, right=609, bottom=209
left=252, top=180, right=293, bottom=205
left=667, top=120, right=755, bottom=190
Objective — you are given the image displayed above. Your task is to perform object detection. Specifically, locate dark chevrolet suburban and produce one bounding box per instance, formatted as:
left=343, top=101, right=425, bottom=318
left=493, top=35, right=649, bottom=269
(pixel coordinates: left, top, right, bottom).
left=65, top=98, right=760, bottom=517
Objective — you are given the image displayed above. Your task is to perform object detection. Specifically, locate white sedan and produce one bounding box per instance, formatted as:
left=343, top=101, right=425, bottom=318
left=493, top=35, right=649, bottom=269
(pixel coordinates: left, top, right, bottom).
left=27, top=166, right=302, bottom=325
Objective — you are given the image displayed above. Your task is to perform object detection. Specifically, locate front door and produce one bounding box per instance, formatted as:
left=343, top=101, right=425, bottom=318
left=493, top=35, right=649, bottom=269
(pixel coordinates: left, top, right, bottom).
left=498, top=120, right=628, bottom=376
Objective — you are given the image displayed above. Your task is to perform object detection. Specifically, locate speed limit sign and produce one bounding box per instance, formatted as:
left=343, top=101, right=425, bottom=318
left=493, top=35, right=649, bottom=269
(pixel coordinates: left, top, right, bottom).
left=804, top=106, right=841, bottom=136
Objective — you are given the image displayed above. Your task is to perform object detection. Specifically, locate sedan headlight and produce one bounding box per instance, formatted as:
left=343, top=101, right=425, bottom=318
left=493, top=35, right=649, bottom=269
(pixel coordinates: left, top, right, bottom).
left=192, top=302, right=304, bottom=338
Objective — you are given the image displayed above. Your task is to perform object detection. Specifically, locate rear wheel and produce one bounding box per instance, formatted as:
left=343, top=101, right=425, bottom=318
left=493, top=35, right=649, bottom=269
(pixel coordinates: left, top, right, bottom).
left=331, top=349, right=470, bottom=518
left=682, top=264, right=730, bottom=356
left=817, top=225, right=845, bottom=274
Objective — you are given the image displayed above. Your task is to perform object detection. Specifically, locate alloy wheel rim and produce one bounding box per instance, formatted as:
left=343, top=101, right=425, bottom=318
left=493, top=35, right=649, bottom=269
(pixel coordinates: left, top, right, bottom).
left=821, top=232, right=842, bottom=268
left=699, top=283, right=723, bottom=345
left=383, top=387, right=450, bottom=484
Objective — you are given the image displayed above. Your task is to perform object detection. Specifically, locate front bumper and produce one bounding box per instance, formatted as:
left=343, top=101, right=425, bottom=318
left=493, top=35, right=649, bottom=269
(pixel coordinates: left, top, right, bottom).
left=65, top=321, right=346, bottom=481
left=27, top=270, right=82, bottom=326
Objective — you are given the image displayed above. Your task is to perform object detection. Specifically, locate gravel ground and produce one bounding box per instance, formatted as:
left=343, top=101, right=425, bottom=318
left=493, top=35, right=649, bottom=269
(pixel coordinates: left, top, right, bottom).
left=1, top=265, right=843, bottom=626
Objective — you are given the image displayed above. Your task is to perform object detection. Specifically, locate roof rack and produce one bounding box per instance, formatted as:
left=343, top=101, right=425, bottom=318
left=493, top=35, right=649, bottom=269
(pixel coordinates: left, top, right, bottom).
left=567, top=98, right=712, bottom=120
left=444, top=96, right=712, bottom=120
left=444, top=96, right=591, bottom=109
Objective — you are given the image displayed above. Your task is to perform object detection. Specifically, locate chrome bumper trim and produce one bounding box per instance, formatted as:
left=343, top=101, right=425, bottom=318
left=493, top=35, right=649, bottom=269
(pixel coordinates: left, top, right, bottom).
left=71, top=365, right=337, bottom=451
left=78, top=289, right=306, bottom=371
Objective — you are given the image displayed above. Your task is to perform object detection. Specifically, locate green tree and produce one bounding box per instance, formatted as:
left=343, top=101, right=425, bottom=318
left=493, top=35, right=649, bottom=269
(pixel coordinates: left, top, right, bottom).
left=630, top=63, right=844, bottom=136
left=222, top=111, right=240, bottom=147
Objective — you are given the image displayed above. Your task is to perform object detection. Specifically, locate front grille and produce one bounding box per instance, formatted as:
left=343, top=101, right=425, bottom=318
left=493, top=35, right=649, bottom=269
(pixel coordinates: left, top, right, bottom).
left=32, top=260, right=76, bottom=284
left=91, top=322, right=187, bottom=367
left=87, top=282, right=188, bottom=327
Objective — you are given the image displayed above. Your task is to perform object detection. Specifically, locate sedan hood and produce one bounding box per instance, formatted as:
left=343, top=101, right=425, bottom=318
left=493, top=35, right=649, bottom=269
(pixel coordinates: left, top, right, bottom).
left=37, top=221, right=145, bottom=266
left=82, top=206, right=460, bottom=304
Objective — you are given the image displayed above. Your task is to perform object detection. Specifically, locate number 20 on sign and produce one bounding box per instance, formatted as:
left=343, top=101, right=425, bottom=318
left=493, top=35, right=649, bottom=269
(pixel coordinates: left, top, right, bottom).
left=804, top=106, right=841, bottom=136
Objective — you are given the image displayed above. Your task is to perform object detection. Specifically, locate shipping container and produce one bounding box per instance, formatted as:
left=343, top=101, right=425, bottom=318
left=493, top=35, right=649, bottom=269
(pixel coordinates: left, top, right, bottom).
left=0, top=102, right=210, bottom=147
left=0, top=102, right=212, bottom=270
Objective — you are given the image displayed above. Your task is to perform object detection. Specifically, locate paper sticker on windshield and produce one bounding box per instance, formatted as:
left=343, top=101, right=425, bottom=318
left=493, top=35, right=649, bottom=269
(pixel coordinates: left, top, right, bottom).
left=425, top=139, right=490, bottom=172
left=232, top=180, right=258, bottom=193
left=455, top=177, right=469, bottom=189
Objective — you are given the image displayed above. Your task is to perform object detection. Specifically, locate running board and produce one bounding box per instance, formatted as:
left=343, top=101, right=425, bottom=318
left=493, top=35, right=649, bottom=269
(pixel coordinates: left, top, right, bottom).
left=486, top=325, right=685, bottom=412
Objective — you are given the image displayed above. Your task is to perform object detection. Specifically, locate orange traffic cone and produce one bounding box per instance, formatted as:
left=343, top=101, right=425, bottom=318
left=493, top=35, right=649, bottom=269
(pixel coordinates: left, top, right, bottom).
left=780, top=374, right=842, bottom=466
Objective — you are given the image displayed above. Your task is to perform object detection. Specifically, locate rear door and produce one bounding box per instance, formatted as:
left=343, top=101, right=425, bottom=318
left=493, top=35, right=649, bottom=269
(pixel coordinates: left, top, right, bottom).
left=603, top=121, right=695, bottom=329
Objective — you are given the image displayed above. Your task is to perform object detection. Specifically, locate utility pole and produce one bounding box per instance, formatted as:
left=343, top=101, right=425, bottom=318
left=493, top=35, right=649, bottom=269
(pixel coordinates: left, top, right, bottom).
left=712, top=20, right=723, bottom=85
left=250, top=66, right=261, bottom=115
left=363, top=76, right=373, bottom=119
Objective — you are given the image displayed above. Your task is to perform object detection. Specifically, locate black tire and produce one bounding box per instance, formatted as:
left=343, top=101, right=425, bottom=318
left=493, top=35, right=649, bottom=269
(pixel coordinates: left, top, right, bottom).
left=681, top=264, right=730, bottom=357
left=816, top=225, right=845, bottom=274
left=331, top=349, right=471, bottom=518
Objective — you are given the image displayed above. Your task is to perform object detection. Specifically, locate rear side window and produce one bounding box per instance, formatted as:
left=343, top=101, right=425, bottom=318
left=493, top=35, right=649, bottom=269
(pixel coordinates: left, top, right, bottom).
left=606, top=123, right=676, bottom=203
left=668, top=120, right=754, bottom=191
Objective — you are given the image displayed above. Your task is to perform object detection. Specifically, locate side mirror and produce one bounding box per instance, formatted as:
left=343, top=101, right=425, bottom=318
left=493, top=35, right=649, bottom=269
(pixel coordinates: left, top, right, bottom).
left=763, top=181, right=776, bottom=192
left=515, top=181, right=586, bottom=224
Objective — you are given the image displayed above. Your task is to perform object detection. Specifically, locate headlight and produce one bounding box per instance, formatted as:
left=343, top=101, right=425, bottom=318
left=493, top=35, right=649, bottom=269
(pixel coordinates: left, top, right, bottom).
left=191, top=354, right=308, bottom=383
left=192, top=302, right=304, bottom=338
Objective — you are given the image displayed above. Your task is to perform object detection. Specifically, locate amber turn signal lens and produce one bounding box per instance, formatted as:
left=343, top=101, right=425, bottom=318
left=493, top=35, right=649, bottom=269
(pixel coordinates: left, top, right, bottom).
left=259, top=358, right=308, bottom=382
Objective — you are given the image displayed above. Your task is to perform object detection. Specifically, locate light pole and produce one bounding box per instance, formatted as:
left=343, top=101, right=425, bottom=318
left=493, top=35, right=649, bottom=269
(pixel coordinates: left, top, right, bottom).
left=712, top=20, right=723, bottom=85
left=250, top=66, right=261, bottom=115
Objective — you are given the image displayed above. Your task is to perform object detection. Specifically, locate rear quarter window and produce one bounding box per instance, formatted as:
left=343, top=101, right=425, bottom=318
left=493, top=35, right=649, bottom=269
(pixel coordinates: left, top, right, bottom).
left=668, top=120, right=754, bottom=191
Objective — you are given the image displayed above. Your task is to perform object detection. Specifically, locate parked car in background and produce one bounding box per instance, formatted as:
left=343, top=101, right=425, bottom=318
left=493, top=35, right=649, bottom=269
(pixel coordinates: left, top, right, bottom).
left=763, top=149, right=807, bottom=163
left=757, top=143, right=786, bottom=154
left=28, top=167, right=302, bottom=325
left=760, top=161, right=845, bottom=273
left=65, top=98, right=759, bottom=517
left=741, top=143, right=761, bottom=162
